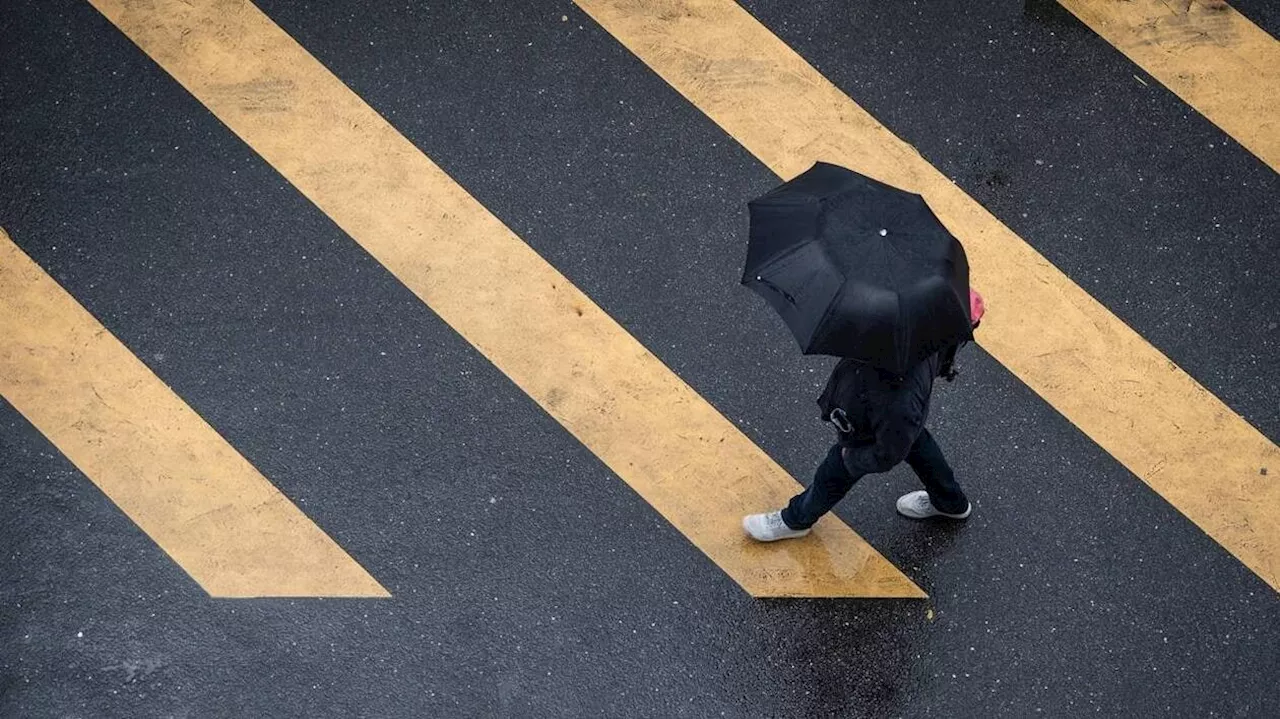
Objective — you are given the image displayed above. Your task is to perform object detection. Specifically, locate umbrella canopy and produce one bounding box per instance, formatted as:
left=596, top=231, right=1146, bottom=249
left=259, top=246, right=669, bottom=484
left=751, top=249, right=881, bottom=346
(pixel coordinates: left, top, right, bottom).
left=744, top=162, right=974, bottom=374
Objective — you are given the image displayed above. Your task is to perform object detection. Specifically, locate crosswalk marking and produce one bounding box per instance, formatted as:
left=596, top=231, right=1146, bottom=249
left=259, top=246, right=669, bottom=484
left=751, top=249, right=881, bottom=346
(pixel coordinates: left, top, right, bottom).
left=87, top=0, right=924, bottom=598
left=1058, top=0, right=1280, bottom=174
left=0, top=230, right=388, bottom=598
left=574, top=0, right=1280, bottom=591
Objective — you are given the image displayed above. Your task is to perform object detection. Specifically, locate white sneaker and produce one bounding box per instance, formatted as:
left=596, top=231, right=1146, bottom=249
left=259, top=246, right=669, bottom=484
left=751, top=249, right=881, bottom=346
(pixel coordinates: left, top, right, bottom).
left=742, top=511, right=811, bottom=542
left=896, top=490, right=971, bottom=520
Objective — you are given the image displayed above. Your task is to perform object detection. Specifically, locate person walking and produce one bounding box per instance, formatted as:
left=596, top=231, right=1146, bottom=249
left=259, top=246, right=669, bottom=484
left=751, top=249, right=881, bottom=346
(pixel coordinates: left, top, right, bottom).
left=743, top=289, right=985, bottom=542
left=739, top=162, right=984, bottom=542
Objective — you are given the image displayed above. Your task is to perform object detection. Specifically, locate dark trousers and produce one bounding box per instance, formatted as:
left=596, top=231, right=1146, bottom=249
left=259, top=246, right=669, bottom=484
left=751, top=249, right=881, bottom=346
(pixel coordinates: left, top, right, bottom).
left=781, top=428, right=967, bottom=530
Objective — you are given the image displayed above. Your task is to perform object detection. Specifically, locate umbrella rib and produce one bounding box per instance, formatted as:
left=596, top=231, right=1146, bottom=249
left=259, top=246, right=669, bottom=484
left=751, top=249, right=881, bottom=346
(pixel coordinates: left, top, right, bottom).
left=745, top=238, right=818, bottom=282
left=755, top=276, right=795, bottom=304
left=810, top=281, right=849, bottom=354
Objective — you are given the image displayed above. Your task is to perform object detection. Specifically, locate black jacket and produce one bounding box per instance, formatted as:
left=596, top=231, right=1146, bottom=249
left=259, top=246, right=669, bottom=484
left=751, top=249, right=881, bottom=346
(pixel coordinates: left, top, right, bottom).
left=816, top=353, right=941, bottom=474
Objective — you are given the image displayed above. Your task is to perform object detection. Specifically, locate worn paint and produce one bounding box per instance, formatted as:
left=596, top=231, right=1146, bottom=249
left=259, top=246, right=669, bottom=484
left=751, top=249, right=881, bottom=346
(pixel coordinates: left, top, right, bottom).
left=86, top=0, right=924, bottom=598
left=574, top=0, right=1280, bottom=591
left=1059, top=0, right=1280, bottom=173
left=0, top=230, right=388, bottom=597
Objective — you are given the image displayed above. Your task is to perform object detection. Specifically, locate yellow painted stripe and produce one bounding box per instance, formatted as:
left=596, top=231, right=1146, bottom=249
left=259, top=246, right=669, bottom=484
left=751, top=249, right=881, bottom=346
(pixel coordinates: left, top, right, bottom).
left=0, top=230, right=388, bottom=598
left=1058, top=0, right=1280, bottom=173
left=573, top=0, right=1280, bottom=591
left=87, top=0, right=923, bottom=598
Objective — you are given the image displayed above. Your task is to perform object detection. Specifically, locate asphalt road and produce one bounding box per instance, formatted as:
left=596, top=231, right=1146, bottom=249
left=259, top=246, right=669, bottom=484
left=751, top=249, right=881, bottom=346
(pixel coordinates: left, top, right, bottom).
left=2, top=1, right=1277, bottom=717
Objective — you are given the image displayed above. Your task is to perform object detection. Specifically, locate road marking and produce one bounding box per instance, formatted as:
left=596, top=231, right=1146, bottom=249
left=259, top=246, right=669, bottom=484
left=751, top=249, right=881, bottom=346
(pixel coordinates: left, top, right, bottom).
left=574, top=0, right=1280, bottom=591
left=1058, top=0, right=1280, bottom=173
left=87, top=0, right=923, bottom=598
left=0, top=230, right=388, bottom=598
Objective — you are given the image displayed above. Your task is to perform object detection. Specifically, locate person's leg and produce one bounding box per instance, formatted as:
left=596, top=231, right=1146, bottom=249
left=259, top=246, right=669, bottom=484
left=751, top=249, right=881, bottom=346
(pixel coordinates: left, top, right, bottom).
left=781, top=443, right=864, bottom=529
left=903, top=428, right=969, bottom=515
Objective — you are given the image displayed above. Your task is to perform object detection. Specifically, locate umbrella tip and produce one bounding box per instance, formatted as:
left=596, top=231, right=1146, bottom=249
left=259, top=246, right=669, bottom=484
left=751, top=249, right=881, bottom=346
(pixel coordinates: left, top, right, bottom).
left=879, top=228, right=888, bottom=236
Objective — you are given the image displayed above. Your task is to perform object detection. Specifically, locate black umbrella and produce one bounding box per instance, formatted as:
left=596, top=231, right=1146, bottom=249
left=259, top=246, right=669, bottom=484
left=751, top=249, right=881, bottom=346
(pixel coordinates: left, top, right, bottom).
left=743, top=162, right=973, bottom=375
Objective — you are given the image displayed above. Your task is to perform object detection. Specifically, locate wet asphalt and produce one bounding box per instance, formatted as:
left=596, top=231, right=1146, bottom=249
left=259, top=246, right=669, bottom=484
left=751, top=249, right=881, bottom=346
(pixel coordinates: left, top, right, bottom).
left=1, top=1, right=1277, bottom=717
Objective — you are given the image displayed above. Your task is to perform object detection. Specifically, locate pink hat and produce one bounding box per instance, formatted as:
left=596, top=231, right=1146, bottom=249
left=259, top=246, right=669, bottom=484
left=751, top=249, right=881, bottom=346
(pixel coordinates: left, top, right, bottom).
left=970, top=289, right=986, bottom=325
